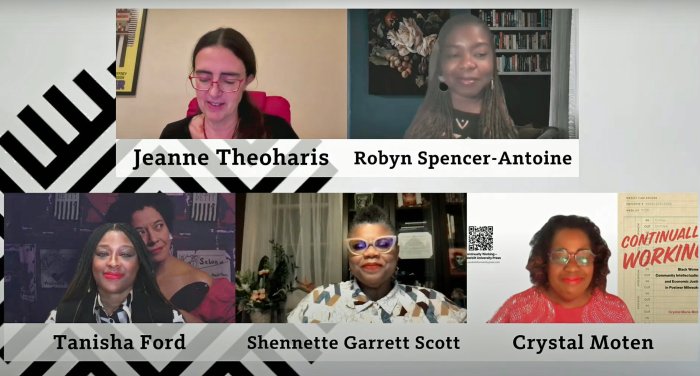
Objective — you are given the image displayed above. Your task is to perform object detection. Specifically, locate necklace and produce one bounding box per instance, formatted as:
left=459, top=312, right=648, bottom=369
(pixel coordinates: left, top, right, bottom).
left=201, top=115, right=240, bottom=139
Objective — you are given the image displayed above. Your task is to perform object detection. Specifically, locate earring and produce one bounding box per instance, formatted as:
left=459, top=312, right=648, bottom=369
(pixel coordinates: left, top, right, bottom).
left=438, top=75, right=448, bottom=92
left=491, top=78, right=494, bottom=90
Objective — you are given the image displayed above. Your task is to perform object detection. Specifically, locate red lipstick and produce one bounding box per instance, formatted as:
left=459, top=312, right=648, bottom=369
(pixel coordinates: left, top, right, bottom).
left=562, top=277, right=583, bottom=284
left=361, top=263, right=382, bottom=272
left=104, top=272, right=124, bottom=280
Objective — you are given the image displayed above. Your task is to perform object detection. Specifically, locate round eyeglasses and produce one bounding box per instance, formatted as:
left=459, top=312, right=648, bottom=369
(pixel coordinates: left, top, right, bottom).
left=189, top=74, right=244, bottom=93
left=549, top=249, right=595, bottom=267
left=344, top=235, right=397, bottom=256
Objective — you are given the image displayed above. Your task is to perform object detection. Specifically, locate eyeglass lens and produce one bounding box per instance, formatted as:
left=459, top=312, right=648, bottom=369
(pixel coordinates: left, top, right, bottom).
left=550, top=249, right=594, bottom=266
left=190, top=75, right=241, bottom=92
left=347, top=236, right=396, bottom=253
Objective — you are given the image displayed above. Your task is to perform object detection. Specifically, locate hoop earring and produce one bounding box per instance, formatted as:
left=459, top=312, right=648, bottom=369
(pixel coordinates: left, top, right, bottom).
left=491, top=78, right=494, bottom=90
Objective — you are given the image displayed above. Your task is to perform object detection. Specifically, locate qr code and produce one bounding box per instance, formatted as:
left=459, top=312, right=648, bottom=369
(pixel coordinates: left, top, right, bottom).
left=468, top=226, right=493, bottom=251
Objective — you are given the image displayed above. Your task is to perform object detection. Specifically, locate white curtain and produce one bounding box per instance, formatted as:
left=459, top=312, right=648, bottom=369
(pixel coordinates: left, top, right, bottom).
left=549, top=9, right=575, bottom=138
left=240, top=194, right=344, bottom=286
left=568, top=10, right=579, bottom=139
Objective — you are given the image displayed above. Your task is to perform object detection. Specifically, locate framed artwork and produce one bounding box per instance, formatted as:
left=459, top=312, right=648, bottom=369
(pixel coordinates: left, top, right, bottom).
left=354, top=193, right=374, bottom=209
left=368, top=9, right=449, bottom=95
left=397, top=193, right=423, bottom=207
left=39, top=248, right=79, bottom=289
left=448, top=247, right=467, bottom=276
left=116, top=9, right=147, bottom=95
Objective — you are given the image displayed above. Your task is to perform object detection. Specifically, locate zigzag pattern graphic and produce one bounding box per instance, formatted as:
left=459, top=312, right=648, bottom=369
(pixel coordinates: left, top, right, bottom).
left=0, top=62, right=332, bottom=375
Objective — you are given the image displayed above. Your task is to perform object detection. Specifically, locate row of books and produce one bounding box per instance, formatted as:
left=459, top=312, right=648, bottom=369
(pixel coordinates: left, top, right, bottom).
left=475, top=9, right=552, bottom=28
left=493, top=31, right=551, bottom=50
left=496, top=54, right=551, bottom=73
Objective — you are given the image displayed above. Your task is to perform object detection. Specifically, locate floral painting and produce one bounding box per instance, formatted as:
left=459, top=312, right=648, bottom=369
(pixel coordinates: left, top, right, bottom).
left=368, top=9, right=449, bottom=95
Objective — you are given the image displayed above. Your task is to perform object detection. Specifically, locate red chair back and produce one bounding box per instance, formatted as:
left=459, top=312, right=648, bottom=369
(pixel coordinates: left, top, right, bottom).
left=187, top=91, right=291, bottom=124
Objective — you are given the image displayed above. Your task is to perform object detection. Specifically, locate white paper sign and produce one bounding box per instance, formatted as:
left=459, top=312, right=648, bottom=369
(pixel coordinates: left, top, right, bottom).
left=398, top=232, right=433, bottom=259
left=177, top=250, right=231, bottom=281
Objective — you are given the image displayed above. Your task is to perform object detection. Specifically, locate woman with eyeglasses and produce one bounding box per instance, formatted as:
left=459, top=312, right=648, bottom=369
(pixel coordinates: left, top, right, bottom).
left=287, top=205, right=467, bottom=323
left=160, top=27, right=298, bottom=139
left=489, top=215, right=634, bottom=323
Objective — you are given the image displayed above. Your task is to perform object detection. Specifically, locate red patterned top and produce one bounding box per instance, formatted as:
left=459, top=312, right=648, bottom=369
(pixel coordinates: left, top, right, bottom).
left=488, top=287, right=634, bottom=323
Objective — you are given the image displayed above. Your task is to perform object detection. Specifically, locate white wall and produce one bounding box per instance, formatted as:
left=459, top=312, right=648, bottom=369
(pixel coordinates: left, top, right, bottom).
left=116, top=9, right=347, bottom=139
left=467, top=193, right=619, bottom=322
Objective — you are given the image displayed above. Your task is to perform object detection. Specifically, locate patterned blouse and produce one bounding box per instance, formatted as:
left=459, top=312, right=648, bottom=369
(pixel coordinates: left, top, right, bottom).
left=287, top=281, right=468, bottom=323
left=488, top=287, right=635, bottom=323
left=46, top=291, right=185, bottom=323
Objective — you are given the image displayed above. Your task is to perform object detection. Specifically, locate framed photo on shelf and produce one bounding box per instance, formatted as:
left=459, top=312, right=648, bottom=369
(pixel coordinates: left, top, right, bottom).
left=448, top=247, right=466, bottom=276
left=353, top=193, right=374, bottom=209
left=397, top=193, right=422, bottom=208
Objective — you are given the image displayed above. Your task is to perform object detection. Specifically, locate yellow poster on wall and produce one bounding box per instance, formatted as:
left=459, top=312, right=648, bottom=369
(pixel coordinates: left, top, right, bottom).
left=618, top=193, right=699, bottom=323
left=116, top=9, right=147, bottom=95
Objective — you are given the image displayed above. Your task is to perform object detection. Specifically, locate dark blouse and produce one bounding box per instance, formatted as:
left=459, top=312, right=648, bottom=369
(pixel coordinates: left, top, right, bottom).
left=450, top=109, right=482, bottom=139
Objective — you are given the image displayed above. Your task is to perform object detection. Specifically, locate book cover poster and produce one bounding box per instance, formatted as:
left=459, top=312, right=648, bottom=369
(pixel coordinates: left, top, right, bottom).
left=116, top=9, right=147, bottom=95
left=618, top=193, right=698, bottom=323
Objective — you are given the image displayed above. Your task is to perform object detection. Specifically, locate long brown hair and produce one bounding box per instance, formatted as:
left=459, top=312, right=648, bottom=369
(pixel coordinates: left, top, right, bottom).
left=404, top=14, right=517, bottom=139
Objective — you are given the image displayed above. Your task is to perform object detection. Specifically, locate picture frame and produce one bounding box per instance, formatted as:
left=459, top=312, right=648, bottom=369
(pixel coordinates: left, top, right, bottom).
left=397, top=193, right=422, bottom=207
left=448, top=247, right=467, bottom=276
left=354, top=193, right=374, bottom=209
left=116, top=9, right=147, bottom=95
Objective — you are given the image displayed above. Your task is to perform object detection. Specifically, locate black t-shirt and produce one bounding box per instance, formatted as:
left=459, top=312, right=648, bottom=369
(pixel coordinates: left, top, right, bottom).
left=450, top=109, right=481, bottom=139
left=160, top=114, right=299, bottom=139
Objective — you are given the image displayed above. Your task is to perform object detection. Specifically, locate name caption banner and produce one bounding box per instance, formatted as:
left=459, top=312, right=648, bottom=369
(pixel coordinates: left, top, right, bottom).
left=116, top=139, right=579, bottom=178
left=3, top=324, right=695, bottom=362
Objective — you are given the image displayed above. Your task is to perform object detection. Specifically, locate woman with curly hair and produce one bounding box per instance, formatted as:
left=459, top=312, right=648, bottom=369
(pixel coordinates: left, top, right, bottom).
left=489, top=215, right=634, bottom=323
left=405, top=14, right=518, bottom=139
left=288, top=205, right=467, bottom=323
left=105, top=194, right=236, bottom=323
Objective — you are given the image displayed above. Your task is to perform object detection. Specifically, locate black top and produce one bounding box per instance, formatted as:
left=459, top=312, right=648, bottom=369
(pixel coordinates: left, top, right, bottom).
left=450, top=109, right=482, bottom=139
left=170, top=282, right=209, bottom=312
left=54, top=288, right=177, bottom=323
left=160, top=114, right=299, bottom=139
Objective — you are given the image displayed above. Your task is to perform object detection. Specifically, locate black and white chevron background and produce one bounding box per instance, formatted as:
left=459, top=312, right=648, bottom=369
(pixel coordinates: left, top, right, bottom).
left=0, top=3, right=332, bottom=373
left=0, top=59, right=337, bottom=374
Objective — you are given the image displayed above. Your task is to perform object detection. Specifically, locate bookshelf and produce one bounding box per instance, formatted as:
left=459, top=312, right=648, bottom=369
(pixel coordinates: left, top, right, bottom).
left=344, top=194, right=467, bottom=307
left=474, top=9, right=553, bottom=75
